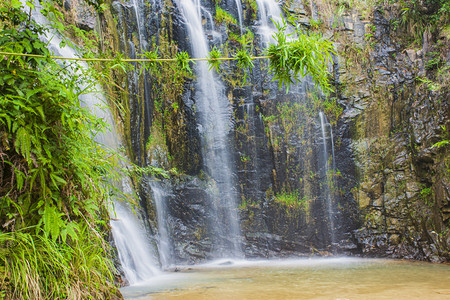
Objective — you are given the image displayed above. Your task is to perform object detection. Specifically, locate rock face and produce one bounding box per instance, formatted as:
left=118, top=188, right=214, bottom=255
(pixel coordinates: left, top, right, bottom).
left=330, top=7, right=450, bottom=261
left=91, top=0, right=449, bottom=264
left=63, top=0, right=97, bottom=31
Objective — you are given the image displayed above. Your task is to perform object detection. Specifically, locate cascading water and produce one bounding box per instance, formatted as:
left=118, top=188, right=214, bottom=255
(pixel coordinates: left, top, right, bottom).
left=318, top=112, right=336, bottom=245
left=30, top=6, right=160, bottom=285
left=254, top=0, right=336, bottom=250
left=177, top=0, right=242, bottom=257
left=111, top=197, right=160, bottom=284
left=150, top=181, right=173, bottom=269
left=255, top=0, right=283, bottom=46
left=234, top=0, right=244, bottom=35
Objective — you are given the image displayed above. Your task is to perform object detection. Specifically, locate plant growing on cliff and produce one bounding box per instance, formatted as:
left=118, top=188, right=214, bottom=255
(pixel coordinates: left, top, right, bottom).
left=234, top=35, right=254, bottom=84
left=207, top=46, right=222, bottom=72
left=0, top=2, right=120, bottom=298
left=274, top=189, right=308, bottom=211
left=265, top=15, right=334, bottom=92
left=399, top=0, right=450, bottom=44
left=215, top=5, right=237, bottom=25
left=432, top=125, right=450, bottom=149
left=176, top=51, right=193, bottom=74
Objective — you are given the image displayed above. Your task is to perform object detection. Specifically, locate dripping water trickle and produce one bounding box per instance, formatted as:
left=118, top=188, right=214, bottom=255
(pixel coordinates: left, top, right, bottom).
left=234, top=0, right=244, bottom=35
left=150, top=181, right=173, bottom=269
left=318, top=112, right=336, bottom=246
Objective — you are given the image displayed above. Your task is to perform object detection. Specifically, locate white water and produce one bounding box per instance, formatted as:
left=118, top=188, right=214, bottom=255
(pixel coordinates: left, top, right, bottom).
left=234, top=0, right=244, bottom=35
left=255, top=0, right=283, bottom=46
left=111, top=199, right=160, bottom=284
left=29, top=4, right=160, bottom=285
left=150, top=182, right=173, bottom=269
left=177, top=0, right=242, bottom=257
left=319, top=112, right=336, bottom=245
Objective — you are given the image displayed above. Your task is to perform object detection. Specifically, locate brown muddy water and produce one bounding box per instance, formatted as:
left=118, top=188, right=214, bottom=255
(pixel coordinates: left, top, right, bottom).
left=121, top=257, right=450, bottom=299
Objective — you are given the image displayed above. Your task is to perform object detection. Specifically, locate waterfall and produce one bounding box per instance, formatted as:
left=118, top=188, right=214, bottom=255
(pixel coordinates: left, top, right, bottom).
left=29, top=5, right=160, bottom=285
left=234, top=0, right=244, bottom=35
left=150, top=182, right=173, bottom=269
left=255, top=0, right=283, bottom=46
left=177, top=0, right=243, bottom=257
left=111, top=198, right=160, bottom=284
left=318, top=112, right=336, bottom=245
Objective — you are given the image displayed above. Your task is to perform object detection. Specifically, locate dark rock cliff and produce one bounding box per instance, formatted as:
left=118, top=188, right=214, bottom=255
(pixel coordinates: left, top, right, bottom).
left=81, top=0, right=449, bottom=263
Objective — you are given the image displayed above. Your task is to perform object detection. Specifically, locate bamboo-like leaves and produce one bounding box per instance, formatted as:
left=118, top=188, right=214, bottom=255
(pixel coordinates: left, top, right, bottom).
left=1, top=4, right=121, bottom=298
left=141, top=48, right=161, bottom=75
left=176, top=51, right=193, bottom=75
left=234, top=35, right=254, bottom=85
left=207, top=46, right=222, bottom=72
left=266, top=16, right=334, bottom=93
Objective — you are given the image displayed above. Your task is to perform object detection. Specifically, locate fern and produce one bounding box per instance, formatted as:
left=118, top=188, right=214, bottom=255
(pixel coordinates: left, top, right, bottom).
left=14, top=126, right=31, bottom=162
left=42, top=204, right=64, bottom=241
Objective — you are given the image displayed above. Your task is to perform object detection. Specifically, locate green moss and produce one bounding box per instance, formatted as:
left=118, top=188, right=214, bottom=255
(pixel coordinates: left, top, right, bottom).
left=215, top=6, right=237, bottom=25
left=274, top=189, right=309, bottom=212
left=243, top=0, right=258, bottom=21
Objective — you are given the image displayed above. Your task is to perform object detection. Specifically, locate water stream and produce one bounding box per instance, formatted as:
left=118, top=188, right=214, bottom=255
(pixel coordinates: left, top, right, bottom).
left=111, top=199, right=160, bottom=284
left=234, top=0, right=244, bottom=35
left=30, top=5, right=160, bottom=285
left=150, top=182, right=173, bottom=269
left=255, top=0, right=284, bottom=46
left=318, top=112, right=336, bottom=245
left=177, top=0, right=242, bottom=257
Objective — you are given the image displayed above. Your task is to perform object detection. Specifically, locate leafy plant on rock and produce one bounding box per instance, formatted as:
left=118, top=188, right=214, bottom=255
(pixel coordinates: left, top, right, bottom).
left=0, top=2, right=121, bottom=299
left=265, top=15, right=335, bottom=92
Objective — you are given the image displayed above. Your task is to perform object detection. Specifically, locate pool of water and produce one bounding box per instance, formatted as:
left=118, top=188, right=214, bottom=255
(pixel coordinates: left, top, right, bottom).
left=121, top=257, right=450, bottom=299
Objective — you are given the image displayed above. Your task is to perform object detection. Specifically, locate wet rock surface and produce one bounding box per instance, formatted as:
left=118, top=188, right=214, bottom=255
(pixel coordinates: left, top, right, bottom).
left=96, top=0, right=449, bottom=265
left=332, top=7, right=450, bottom=261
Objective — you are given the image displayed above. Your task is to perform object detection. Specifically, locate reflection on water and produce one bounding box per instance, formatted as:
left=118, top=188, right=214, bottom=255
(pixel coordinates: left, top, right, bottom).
left=121, top=258, right=450, bottom=299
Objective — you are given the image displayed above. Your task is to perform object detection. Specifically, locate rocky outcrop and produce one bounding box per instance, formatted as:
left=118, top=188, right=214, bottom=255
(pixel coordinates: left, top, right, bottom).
left=93, top=0, right=449, bottom=263
left=330, top=6, right=450, bottom=261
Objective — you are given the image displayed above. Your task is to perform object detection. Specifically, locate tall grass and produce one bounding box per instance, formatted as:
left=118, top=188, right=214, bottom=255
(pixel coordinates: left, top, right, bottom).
left=1, top=229, right=117, bottom=299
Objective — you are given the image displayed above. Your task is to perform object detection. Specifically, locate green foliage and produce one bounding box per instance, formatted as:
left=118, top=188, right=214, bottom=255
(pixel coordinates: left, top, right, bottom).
left=310, top=94, right=343, bottom=125
left=274, top=189, right=308, bottom=210
left=424, top=51, right=443, bottom=70
left=240, top=154, right=250, bottom=163
left=215, top=5, right=237, bottom=25
left=265, top=15, right=334, bottom=92
left=242, top=0, right=258, bottom=21
left=141, top=48, right=161, bottom=75
left=432, top=125, right=450, bottom=149
left=207, top=46, right=222, bottom=72
left=238, top=196, right=258, bottom=209
left=399, top=0, right=450, bottom=45
left=420, top=186, right=434, bottom=207
left=310, top=18, right=324, bottom=31
left=176, top=51, right=193, bottom=74
left=234, top=35, right=254, bottom=85
left=0, top=2, right=120, bottom=298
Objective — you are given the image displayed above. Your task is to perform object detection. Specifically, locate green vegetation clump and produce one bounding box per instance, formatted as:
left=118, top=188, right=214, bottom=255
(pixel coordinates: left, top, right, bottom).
left=266, top=15, right=334, bottom=92
left=0, top=1, right=120, bottom=299
left=275, top=189, right=308, bottom=211
left=215, top=6, right=237, bottom=25
left=398, top=0, right=450, bottom=44
left=243, top=0, right=258, bottom=21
